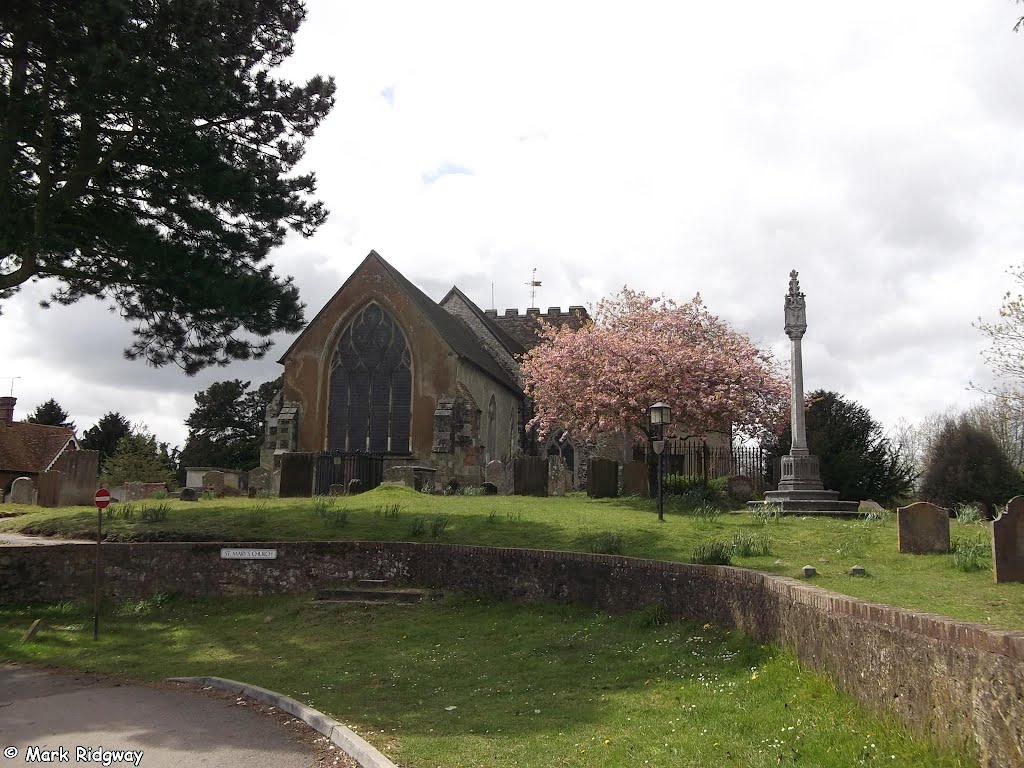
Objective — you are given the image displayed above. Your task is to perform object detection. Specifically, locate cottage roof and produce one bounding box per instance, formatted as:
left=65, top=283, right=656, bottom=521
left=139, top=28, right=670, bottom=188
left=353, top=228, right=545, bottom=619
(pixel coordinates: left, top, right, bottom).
left=0, top=422, right=77, bottom=473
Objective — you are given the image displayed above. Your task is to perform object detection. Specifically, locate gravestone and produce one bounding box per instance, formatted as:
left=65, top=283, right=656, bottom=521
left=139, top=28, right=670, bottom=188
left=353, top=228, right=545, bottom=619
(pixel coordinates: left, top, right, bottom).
left=248, top=467, right=271, bottom=494
left=36, top=470, right=63, bottom=508
left=124, top=481, right=145, bottom=502
left=587, top=458, right=618, bottom=499
left=548, top=457, right=569, bottom=496
left=512, top=457, right=547, bottom=496
left=202, top=470, right=226, bottom=495
left=897, top=501, right=950, bottom=554
left=726, top=475, right=754, bottom=505
left=179, top=487, right=199, bottom=502
left=348, top=478, right=364, bottom=495
left=481, top=482, right=498, bottom=495
left=9, top=477, right=34, bottom=505
left=860, top=499, right=885, bottom=513
left=279, top=453, right=315, bottom=497
left=272, top=469, right=282, bottom=496
left=328, top=483, right=347, bottom=496
left=382, top=465, right=435, bottom=492
left=621, top=462, right=649, bottom=497
left=485, top=460, right=506, bottom=495
left=993, top=496, right=1024, bottom=584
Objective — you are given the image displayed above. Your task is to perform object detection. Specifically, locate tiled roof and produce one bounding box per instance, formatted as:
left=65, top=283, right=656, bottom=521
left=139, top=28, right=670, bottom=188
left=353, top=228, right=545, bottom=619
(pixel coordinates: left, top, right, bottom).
left=0, top=422, right=76, bottom=473
left=371, top=254, right=522, bottom=393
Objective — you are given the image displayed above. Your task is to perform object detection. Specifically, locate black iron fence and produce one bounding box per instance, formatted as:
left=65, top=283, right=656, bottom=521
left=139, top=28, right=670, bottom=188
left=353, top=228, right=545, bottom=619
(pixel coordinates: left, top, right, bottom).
left=313, top=451, right=384, bottom=495
left=663, top=441, right=770, bottom=492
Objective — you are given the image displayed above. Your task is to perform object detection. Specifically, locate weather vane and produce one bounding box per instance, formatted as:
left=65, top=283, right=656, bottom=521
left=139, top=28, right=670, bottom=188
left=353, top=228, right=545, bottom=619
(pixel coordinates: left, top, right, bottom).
left=525, top=267, right=542, bottom=307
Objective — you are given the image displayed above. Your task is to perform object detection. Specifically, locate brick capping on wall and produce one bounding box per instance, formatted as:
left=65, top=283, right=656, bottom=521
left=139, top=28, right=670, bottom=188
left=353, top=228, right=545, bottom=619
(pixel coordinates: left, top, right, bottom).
left=0, top=541, right=1020, bottom=766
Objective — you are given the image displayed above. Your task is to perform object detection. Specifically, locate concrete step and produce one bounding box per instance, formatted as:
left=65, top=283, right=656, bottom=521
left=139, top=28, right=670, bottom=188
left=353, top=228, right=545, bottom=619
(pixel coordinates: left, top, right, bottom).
left=749, top=499, right=862, bottom=517
left=313, top=587, right=443, bottom=604
left=357, top=579, right=389, bottom=588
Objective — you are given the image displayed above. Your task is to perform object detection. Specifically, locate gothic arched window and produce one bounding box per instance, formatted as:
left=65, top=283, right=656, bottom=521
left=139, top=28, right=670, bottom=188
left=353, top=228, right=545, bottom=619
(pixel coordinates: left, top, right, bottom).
left=327, top=303, right=412, bottom=453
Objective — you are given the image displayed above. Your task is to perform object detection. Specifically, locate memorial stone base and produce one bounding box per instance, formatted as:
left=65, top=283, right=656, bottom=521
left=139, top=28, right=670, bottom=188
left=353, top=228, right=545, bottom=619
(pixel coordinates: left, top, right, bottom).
left=749, top=452, right=860, bottom=516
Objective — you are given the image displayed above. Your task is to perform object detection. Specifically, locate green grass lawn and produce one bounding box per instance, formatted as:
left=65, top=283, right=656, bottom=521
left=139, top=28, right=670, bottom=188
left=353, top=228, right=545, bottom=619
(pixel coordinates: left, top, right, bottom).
left=2, top=487, right=1020, bottom=630
left=0, top=595, right=975, bottom=768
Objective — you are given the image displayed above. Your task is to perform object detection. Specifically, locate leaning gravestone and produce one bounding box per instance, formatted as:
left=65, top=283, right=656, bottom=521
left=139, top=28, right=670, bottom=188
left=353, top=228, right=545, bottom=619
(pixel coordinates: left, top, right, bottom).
left=993, top=496, right=1024, bottom=583
left=621, top=461, right=649, bottom=497
left=897, top=501, right=950, bottom=554
left=512, top=457, right=548, bottom=496
left=548, top=457, right=569, bottom=496
left=485, top=460, right=506, bottom=495
left=587, top=458, right=618, bottom=499
left=36, top=470, right=63, bottom=508
left=9, top=476, right=35, bottom=505
left=248, top=467, right=271, bottom=494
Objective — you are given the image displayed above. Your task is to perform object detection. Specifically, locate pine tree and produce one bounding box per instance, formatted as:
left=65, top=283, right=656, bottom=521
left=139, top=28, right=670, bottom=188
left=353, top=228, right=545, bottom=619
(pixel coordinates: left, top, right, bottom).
left=1, top=1, right=335, bottom=372
left=26, top=398, right=75, bottom=431
left=80, top=412, right=132, bottom=463
left=764, top=390, right=914, bottom=506
left=178, top=378, right=280, bottom=470
left=101, top=431, right=173, bottom=487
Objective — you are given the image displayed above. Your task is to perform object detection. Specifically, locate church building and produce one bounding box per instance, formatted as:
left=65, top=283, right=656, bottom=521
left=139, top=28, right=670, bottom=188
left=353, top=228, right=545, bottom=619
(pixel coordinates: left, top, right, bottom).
left=264, top=251, right=588, bottom=486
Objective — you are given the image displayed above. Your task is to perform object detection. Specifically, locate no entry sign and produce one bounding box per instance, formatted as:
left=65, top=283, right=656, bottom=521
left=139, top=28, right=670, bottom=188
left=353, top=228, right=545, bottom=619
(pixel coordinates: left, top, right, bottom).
left=94, top=489, right=111, bottom=509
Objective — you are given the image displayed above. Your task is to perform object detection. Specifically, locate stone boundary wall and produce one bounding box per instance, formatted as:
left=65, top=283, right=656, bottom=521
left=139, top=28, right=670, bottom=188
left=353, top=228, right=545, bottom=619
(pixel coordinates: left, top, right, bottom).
left=0, top=542, right=1020, bottom=766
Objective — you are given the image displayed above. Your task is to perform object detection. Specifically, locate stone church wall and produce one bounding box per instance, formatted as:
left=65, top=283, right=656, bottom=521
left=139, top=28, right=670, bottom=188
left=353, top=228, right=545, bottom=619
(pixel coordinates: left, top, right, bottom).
left=455, top=362, right=521, bottom=466
left=440, top=292, right=521, bottom=387
left=279, top=259, right=459, bottom=459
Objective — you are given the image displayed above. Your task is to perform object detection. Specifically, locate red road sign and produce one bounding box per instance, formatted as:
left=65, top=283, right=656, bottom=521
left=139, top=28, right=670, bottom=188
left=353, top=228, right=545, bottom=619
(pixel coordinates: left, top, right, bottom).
left=94, top=489, right=111, bottom=509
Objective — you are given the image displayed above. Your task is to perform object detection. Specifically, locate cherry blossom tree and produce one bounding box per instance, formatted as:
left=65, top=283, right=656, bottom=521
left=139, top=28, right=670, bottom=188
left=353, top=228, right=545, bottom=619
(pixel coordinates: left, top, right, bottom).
left=521, top=288, right=788, bottom=458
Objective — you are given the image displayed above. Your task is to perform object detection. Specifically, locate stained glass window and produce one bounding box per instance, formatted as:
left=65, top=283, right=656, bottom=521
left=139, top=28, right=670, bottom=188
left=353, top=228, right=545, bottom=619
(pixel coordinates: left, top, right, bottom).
left=327, top=303, right=412, bottom=453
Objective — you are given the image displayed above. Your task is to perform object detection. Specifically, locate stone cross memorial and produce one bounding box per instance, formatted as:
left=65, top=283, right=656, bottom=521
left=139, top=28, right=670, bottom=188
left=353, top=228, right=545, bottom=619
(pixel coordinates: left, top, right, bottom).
left=758, top=271, right=859, bottom=516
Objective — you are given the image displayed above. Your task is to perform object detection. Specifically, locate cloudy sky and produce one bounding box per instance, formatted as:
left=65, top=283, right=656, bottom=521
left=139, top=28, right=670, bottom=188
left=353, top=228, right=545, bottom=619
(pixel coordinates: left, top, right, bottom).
left=4, top=0, right=1024, bottom=448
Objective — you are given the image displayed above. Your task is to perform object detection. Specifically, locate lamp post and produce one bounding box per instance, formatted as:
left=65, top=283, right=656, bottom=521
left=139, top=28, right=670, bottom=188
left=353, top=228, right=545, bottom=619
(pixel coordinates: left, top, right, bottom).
left=649, top=402, right=672, bottom=521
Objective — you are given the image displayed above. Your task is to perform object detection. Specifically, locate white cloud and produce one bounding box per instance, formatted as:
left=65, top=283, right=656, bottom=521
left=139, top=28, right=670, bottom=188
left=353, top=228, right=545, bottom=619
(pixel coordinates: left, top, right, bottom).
left=4, top=0, right=1024, bottom=450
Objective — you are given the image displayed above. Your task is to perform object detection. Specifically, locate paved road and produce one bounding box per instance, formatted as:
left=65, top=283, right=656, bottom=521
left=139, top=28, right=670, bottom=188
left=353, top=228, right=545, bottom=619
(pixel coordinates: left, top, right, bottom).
left=0, top=666, right=322, bottom=767
left=0, top=533, right=91, bottom=546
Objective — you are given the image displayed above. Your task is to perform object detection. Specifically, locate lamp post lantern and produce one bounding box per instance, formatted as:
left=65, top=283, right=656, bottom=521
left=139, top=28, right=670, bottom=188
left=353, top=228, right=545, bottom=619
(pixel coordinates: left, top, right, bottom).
left=649, top=402, right=672, bottom=521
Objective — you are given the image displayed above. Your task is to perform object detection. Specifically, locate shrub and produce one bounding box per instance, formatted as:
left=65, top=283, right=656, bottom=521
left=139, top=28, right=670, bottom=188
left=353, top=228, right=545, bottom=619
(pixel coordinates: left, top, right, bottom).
left=106, top=503, right=136, bottom=521
left=690, top=504, right=721, bottom=521
left=586, top=531, right=626, bottom=555
left=730, top=532, right=772, bottom=557
left=311, top=495, right=335, bottom=519
left=951, top=537, right=990, bottom=573
left=429, top=515, right=451, bottom=538
left=486, top=509, right=499, bottom=524
left=690, top=540, right=732, bottom=565
left=459, top=485, right=485, bottom=496
left=325, top=508, right=349, bottom=527
left=408, top=516, right=426, bottom=537
left=921, top=418, right=1023, bottom=511
left=150, top=489, right=168, bottom=500
left=140, top=502, right=169, bottom=523
left=245, top=502, right=269, bottom=526
left=751, top=502, right=783, bottom=524
left=954, top=503, right=984, bottom=525
left=377, top=503, right=403, bottom=518
left=663, top=474, right=728, bottom=508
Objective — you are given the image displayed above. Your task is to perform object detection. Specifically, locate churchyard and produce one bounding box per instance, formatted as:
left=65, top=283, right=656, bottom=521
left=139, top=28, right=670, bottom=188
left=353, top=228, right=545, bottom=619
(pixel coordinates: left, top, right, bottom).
left=0, top=595, right=973, bottom=768
left=2, top=486, right=1022, bottom=631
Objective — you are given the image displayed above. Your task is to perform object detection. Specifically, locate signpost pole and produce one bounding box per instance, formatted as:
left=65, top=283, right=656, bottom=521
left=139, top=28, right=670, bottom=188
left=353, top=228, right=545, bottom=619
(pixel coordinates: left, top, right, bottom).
left=93, top=489, right=110, bottom=641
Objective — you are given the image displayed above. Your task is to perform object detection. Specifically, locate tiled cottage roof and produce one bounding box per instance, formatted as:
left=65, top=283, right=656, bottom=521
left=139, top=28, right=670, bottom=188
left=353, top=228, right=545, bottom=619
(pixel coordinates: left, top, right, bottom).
left=0, top=422, right=76, bottom=473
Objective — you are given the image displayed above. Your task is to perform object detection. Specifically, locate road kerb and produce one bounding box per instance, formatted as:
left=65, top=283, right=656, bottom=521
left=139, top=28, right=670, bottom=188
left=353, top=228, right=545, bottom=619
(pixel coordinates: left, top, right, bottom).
left=169, top=675, right=397, bottom=768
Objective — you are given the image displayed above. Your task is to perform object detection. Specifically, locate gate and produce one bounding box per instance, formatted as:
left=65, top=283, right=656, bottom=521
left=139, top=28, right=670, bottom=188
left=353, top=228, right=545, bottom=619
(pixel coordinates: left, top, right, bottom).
left=314, top=451, right=384, bottom=495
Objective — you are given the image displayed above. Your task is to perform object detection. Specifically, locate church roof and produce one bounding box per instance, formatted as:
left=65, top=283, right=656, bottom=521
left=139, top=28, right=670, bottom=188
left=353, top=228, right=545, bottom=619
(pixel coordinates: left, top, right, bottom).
left=439, top=286, right=526, bottom=357
left=373, top=256, right=521, bottom=393
left=279, top=251, right=521, bottom=394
